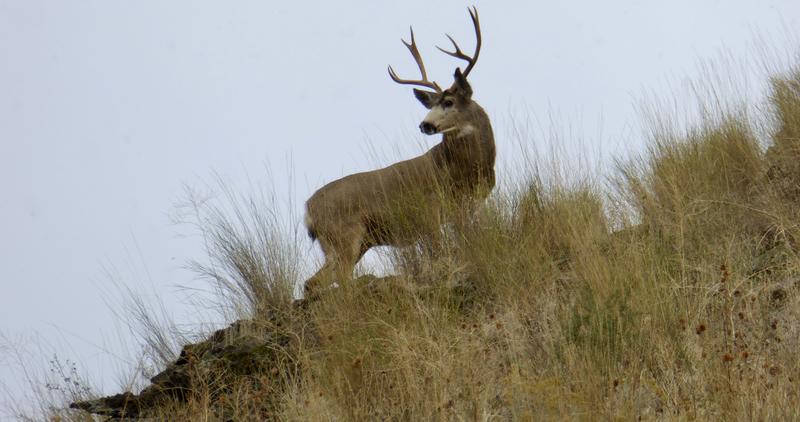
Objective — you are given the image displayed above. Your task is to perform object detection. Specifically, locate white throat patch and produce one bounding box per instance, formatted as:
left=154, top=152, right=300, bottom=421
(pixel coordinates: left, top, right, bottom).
left=457, top=124, right=476, bottom=138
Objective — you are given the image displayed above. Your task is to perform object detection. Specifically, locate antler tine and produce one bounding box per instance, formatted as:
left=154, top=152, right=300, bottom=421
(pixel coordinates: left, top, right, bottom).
left=436, top=6, right=482, bottom=77
left=388, top=27, right=442, bottom=93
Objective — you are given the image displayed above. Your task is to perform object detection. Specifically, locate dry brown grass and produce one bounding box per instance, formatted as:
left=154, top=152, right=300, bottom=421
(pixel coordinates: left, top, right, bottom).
left=25, top=65, right=800, bottom=421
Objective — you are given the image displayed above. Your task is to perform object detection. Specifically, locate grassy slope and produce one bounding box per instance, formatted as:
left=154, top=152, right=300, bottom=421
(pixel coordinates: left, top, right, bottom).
left=45, top=69, right=800, bottom=420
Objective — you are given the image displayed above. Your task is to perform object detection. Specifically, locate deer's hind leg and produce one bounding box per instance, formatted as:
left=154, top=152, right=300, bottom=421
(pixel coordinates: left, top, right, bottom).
left=304, top=222, right=369, bottom=295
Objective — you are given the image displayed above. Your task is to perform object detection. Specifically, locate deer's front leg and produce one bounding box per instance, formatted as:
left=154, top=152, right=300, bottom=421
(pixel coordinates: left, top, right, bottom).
left=304, top=223, right=368, bottom=296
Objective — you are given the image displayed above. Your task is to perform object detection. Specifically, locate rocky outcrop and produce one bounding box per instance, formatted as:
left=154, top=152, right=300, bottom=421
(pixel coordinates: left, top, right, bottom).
left=70, top=313, right=302, bottom=419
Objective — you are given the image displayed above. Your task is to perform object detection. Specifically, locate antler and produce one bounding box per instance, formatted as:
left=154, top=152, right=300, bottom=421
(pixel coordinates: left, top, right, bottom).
left=436, top=6, right=482, bottom=78
left=388, top=27, right=442, bottom=93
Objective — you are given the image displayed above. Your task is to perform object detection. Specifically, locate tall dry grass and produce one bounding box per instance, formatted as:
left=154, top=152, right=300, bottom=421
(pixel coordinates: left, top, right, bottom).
left=24, top=63, right=800, bottom=420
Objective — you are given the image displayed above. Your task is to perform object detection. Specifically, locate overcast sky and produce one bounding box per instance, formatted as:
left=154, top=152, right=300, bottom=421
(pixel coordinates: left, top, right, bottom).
left=1, top=0, right=799, bottom=416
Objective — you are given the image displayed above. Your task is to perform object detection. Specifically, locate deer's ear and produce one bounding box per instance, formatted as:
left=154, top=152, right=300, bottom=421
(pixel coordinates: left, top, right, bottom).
left=413, top=89, right=436, bottom=109
left=453, top=68, right=473, bottom=99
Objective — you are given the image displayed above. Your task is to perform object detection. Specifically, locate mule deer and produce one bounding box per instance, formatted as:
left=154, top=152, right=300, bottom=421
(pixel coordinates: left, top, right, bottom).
left=304, top=7, right=495, bottom=294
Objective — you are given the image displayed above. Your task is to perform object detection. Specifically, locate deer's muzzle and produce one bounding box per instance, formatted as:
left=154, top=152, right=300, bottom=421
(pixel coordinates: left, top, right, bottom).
left=419, top=121, right=437, bottom=135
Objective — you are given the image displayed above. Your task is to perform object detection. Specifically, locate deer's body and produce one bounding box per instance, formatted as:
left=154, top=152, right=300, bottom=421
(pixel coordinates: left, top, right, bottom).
left=304, top=7, right=493, bottom=293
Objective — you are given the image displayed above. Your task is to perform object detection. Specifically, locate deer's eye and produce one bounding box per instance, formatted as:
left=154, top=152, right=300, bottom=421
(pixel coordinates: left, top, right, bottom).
left=442, top=99, right=454, bottom=108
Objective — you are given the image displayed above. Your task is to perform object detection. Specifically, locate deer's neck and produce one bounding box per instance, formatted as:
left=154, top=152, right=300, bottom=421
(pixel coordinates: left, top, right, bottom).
left=431, top=108, right=495, bottom=192
left=438, top=110, right=494, bottom=162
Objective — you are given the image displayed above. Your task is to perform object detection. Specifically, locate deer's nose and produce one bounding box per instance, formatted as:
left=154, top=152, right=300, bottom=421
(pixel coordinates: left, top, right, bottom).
left=419, top=122, right=437, bottom=135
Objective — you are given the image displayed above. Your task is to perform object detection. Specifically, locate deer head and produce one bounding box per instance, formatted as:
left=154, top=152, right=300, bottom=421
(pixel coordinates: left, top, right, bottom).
left=388, top=6, right=482, bottom=137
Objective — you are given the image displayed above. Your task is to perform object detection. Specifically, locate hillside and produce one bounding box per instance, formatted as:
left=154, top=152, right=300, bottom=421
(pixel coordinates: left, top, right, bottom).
left=38, top=67, right=800, bottom=420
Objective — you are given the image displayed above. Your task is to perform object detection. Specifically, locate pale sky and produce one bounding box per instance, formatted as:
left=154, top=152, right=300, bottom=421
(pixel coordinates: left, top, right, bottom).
left=1, top=0, right=799, bottom=416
